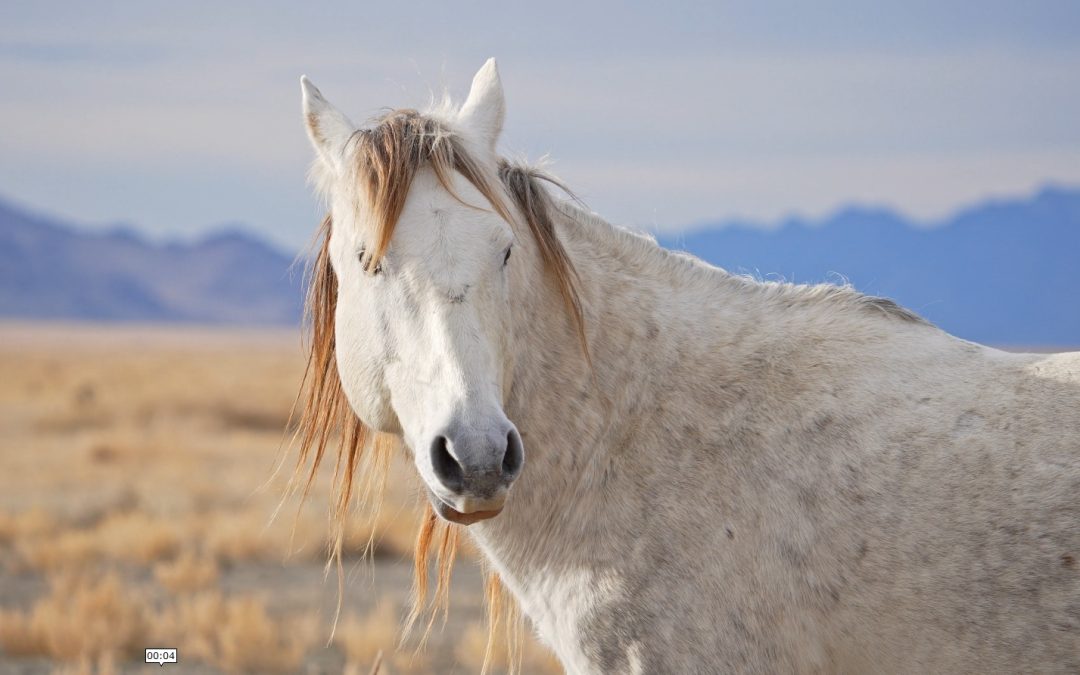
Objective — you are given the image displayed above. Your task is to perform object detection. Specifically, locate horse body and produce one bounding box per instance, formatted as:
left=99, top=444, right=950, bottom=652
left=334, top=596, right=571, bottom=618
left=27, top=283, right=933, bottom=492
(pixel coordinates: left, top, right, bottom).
left=471, top=201, right=1080, bottom=673
left=298, top=60, right=1080, bottom=673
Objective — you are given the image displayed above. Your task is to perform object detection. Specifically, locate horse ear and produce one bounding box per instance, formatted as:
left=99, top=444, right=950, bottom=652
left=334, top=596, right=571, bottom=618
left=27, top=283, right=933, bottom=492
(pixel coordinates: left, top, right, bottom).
left=301, top=76, right=355, bottom=172
left=457, top=58, right=505, bottom=154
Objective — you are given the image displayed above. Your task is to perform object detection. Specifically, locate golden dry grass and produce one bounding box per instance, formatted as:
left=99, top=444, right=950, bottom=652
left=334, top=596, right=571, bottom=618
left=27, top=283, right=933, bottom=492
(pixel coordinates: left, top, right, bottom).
left=150, top=591, right=316, bottom=673
left=455, top=622, right=562, bottom=675
left=153, top=552, right=219, bottom=593
left=336, top=597, right=436, bottom=675
left=0, top=322, right=559, bottom=674
left=0, top=572, right=144, bottom=662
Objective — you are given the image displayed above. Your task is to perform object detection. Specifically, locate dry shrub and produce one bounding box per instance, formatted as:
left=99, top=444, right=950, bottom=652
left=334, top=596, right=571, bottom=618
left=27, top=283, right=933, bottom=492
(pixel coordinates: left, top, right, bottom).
left=340, top=508, right=417, bottom=561
left=151, top=591, right=315, bottom=673
left=48, top=652, right=117, bottom=675
left=34, top=408, right=113, bottom=433
left=150, top=591, right=225, bottom=664
left=341, top=652, right=427, bottom=675
left=335, top=596, right=448, bottom=675
left=202, top=511, right=271, bottom=563
left=154, top=552, right=219, bottom=593
left=83, top=436, right=155, bottom=466
left=0, top=608, right=48, bottom=656
left=214, top=401, right=292, bottom=432
left=16, top=505, right=334, bottom=574
left=87, top=443, right=119, bottom=465
left=335, top=598, right=398, bottom=670
left=455, top=621, right=562, bottom=675
left=0, top=513, right=15, bottom=545
left=197, top=505, right=345, bottom=561
left=47, top=659, right=90, bottom=675
left=94, top=511, right=181, bottom=564
left=0, top=573, right=144, bottom=664
left=16, top=512, right=180, bottom=571
left=16, top=529, right=98, bottom=572
left=0, top=508, right=58, bottom=545
left=217, top=596, right=312, bottom=673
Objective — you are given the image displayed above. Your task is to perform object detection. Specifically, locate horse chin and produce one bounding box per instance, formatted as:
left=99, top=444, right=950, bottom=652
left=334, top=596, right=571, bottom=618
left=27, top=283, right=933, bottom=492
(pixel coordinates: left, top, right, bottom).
left=428, top=492, right=503, bottom=526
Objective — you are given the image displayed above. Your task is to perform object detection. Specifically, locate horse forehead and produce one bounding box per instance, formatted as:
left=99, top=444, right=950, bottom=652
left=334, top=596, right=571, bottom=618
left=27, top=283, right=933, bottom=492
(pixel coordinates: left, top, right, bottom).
left=395, top=172, right=506, bottom=271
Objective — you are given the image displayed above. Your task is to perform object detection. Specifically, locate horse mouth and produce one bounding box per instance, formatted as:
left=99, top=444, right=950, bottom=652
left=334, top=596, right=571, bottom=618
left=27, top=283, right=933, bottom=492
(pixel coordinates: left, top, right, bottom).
left=430, top=494, right=503, bottom=525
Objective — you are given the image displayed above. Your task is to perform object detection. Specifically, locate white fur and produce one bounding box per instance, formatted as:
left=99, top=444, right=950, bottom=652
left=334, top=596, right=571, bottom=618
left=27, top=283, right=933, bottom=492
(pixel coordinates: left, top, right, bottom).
left=456, top=58, right=505, bottom=155
left=301, top=75, right=357, bottom=174
left=303, top=61, right=1080, bottom=673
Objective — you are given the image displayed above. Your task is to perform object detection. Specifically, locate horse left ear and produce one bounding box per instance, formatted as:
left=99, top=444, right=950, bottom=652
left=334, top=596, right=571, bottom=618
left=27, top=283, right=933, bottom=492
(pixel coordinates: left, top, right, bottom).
left=457, top=58, right=505, bottom=153
left=301, top=75, right=356, bottom=173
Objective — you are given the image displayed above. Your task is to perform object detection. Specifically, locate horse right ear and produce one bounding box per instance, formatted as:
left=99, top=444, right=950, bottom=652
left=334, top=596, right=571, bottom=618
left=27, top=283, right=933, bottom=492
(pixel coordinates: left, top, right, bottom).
left=457, top=58, right=504, bottom=155
left=301, top=76, right=356, bottom=173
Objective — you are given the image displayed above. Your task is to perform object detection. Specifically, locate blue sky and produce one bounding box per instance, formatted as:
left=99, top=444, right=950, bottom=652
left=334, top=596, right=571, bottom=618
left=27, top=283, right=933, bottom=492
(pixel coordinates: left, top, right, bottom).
left=1, top=1, right=1079, bottom=249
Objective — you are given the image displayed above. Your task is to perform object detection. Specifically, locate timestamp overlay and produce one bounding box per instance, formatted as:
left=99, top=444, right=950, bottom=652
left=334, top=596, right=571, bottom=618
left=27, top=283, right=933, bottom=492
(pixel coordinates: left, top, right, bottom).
left=145, top=648, right=178, bottom=667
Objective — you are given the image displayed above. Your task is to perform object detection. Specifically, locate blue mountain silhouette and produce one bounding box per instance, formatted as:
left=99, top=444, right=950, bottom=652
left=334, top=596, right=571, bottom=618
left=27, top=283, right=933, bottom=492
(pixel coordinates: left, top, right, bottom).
left=1, top=186, right=1077, bottom=345
left=660, top=186, right=1080, bottom=346
left=0, top=197, right=302, bottom=324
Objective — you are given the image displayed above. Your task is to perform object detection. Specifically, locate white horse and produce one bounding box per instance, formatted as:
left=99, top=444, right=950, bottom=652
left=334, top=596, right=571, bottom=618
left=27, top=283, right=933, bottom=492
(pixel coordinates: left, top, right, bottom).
left=295, top=59, right=1080, bottom=673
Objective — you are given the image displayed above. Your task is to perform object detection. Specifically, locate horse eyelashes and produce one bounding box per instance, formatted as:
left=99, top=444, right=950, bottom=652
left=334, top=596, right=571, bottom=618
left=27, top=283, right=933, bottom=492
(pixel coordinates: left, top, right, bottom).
left=358, top=249, right=383, bottom=275
left=503, top=245, right=512, bottom=266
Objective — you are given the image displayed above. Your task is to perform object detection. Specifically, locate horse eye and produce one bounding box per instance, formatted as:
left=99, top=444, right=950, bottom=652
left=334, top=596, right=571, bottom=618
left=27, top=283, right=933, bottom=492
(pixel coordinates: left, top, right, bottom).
left=502, top=246, right=512, bottom=266
left=358, top=249, right=382, bottom=275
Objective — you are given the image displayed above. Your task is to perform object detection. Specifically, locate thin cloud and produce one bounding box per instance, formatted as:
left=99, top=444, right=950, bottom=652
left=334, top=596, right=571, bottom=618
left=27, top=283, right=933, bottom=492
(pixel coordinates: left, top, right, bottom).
left=1, top=1, right=1078, bottom=249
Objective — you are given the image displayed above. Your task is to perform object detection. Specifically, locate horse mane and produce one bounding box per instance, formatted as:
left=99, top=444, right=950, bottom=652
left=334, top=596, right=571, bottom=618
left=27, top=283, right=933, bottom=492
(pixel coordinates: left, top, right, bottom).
left=291, top=108, right=587, bottom=672
left=743, top=274, right=929, bottom=326
left=551, top=197, right=928, bottom=329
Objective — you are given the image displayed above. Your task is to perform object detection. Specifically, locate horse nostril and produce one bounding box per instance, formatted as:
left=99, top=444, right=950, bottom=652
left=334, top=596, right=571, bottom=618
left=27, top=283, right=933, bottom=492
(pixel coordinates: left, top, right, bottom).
left=502, top=428, right=524, bottom=482
left=430, top=435, right=464, bottom=493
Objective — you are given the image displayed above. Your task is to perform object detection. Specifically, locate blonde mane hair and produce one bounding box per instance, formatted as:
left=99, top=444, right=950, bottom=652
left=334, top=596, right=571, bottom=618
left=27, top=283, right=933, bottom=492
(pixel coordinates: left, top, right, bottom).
left=290, top=108, right=587, bottom=671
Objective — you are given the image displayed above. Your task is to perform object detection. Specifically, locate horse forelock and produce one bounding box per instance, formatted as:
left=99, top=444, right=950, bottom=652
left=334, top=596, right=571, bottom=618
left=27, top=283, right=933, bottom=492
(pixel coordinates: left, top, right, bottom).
left=339, top=108, right=587, bottom=351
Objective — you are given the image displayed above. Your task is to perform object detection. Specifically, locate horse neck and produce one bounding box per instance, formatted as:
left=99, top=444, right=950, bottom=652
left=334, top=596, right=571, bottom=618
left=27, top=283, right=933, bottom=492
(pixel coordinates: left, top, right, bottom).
left=469, top=199, right=945, bottom=633
left=471, top=199, right=750, bottom=578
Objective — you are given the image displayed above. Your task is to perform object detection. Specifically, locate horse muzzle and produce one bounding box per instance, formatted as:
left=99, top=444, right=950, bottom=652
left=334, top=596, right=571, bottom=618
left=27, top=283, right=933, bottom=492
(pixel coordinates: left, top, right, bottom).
left=423, top=421, right=523, bottom=525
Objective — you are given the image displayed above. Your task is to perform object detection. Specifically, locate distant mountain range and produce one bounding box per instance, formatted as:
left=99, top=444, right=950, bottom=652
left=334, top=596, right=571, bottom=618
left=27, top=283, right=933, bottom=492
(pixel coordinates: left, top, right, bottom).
left=659, top=185, right=1080, bottom=346
left=0, top=187, right=1077, bottom=345
left=0, top=198, right=302, bottom=324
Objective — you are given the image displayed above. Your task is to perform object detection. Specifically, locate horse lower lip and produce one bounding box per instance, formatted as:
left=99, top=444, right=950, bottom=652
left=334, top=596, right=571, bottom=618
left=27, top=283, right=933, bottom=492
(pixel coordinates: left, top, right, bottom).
left=435, top=499, right=502, bottom=525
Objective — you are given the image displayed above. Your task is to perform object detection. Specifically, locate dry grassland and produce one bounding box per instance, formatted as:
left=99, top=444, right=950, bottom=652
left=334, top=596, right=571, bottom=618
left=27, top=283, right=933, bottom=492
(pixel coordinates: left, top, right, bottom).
left=0, top=322, right=560, bottom=674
